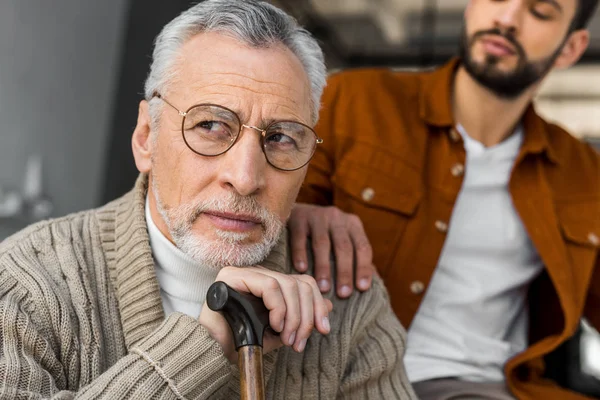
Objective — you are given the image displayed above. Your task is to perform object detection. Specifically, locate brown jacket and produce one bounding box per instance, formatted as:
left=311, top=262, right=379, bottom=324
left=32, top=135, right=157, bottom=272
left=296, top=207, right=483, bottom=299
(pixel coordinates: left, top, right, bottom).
left=297, top=58, right=600, bottom=399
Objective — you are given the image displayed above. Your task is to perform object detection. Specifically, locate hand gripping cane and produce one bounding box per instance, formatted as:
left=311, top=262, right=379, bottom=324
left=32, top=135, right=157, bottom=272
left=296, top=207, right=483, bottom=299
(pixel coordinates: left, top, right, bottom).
left=206, top=281, right=270, bottom=400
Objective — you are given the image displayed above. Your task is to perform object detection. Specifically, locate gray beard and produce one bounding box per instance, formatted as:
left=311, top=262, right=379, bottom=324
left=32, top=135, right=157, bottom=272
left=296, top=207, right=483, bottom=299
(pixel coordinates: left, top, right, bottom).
left=151, top=180, right=284, bottom=270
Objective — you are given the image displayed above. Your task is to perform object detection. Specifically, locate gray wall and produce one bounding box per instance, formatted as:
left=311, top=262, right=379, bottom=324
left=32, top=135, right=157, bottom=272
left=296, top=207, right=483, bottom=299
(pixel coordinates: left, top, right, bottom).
left=0, top=0, right=129, bottom=239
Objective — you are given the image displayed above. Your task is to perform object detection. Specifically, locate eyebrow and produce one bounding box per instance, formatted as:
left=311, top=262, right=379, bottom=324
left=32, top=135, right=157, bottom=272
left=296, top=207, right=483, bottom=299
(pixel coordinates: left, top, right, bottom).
left=211, top=107, right=238, bottom=122
left=538, top=0, right=563, bottom=13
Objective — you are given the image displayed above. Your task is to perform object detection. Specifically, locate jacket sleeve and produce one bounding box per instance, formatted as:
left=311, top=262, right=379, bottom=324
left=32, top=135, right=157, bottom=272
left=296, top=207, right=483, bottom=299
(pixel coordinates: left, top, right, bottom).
left=296, top=72, right=345, bottom=206
left=0, top=267, right=235, bottom=400
left=337, top=276, right=418, bottom=399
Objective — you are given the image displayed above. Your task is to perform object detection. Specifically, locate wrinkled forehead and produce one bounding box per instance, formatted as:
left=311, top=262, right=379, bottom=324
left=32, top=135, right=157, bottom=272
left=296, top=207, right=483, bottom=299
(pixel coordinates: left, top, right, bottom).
left=168, top=32, right=312, bottom=122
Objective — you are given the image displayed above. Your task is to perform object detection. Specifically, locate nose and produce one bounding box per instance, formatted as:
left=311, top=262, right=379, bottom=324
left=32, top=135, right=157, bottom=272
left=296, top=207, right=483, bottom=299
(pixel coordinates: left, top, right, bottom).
left=218, top=125, right=267, bottom=197
left=493, top=0, right=524, bottom=34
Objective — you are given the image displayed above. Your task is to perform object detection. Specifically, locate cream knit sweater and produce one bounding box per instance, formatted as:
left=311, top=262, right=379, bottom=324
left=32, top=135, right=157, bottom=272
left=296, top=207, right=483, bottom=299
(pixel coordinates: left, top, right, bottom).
left=0, top=176, right=417, bottom=399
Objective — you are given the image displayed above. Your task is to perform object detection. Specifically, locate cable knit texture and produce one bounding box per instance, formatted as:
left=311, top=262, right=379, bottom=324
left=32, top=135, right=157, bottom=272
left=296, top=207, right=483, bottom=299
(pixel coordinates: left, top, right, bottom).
left=0, top=175, right=417, bottom=399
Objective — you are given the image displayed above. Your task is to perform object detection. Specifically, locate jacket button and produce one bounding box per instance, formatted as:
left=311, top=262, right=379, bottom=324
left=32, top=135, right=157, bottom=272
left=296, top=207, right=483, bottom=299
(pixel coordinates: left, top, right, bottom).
left=410, top=281, right=425, bottom=294
left=449, top=128, right=461, bottom=142
left=451, top=163, right=465, bottom=177
left=361, top=187, right=375, bottom=202
left=589, top=233, right=599, bottom=246
left=435, top=220, right=449, bottom=233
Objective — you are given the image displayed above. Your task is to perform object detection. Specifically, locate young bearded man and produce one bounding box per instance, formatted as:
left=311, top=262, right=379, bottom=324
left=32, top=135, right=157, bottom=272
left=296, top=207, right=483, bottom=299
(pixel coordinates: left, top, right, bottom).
left=290, top=0, right=600, bottom=399
left=0, top=1, right=417, bottom=398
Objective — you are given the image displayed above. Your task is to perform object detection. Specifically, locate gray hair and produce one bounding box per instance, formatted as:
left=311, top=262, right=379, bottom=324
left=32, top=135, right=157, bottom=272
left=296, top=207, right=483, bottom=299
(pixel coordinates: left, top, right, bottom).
left=144, top=0, right=326, bottom=126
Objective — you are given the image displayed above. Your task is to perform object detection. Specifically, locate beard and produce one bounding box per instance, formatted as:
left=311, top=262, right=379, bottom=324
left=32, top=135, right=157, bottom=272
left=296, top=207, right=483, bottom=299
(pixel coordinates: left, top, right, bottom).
left=151, top=179, right=284, bottom=270
left=458, top=26, right=563, bottom=99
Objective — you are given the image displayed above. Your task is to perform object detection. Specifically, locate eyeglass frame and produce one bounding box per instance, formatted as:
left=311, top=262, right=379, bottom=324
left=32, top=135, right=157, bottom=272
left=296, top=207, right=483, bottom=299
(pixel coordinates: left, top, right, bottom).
left=151, top=92, right=323, bottom=171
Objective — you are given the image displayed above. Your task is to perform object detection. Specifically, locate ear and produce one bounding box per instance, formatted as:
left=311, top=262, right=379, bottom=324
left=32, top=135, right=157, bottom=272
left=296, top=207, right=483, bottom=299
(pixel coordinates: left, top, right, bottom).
left=553, top=29, right=590, bottom=70
left=131, top=100, right=154, bottom=174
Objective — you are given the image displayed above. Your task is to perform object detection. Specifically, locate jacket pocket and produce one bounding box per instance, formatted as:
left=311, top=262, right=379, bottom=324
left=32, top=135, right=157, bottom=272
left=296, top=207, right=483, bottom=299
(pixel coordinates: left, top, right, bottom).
left=557, top=203, right=600, bottom=305
left=331, top=159, right=422, bottom=274
left=561, top=221, right=600, bottom=249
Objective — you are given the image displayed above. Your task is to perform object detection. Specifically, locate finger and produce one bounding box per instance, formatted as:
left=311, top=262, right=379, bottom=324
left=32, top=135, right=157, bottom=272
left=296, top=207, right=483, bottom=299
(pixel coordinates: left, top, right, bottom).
left=348, top=215, right=374, bottom=291
left=218, top=267, right=287, bottom=333
left=293, top=280, right=315, bottom=352
left=297, top=275, right=331, bottom=336
left=274, top=275, right=301, bottom=347
left=235, top=267, right=303, bottom=343
left=330, top=224, right=354, bottom=298
left=325, top=299, right=333, bottom=313
left=261, top=276, right=288, bottom=333
left=310, top=215, right=333, bottom=293
left=356, top=264, right=375, bottom=291
left=289, top=205, right=310, bottom=272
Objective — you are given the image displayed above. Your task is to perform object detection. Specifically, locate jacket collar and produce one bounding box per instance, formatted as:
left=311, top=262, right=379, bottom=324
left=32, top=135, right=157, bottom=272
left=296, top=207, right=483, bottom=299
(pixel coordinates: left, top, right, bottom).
left=521, top=105, right=560, bottom=165
left=419, top=57, right=559, bottom=165
left=419, top=58, right=459, bottom=128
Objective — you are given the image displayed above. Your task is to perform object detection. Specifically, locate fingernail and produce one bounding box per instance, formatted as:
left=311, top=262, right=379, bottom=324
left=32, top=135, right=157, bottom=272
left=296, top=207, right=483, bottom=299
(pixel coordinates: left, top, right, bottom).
left=295, top=261, right=306, bottom=271
left=359, top=278, right=370, bottom=290
left=279, top=321, right=285, bottom=332
left=298, top=338, right=307, bottom=352
left=339, top=285, right=352, bottom=297
left=288, top=331, right=296, bottom=346
left=318, top=279, right=330, bottom=291
left=322, top=316, right=330, bottom=332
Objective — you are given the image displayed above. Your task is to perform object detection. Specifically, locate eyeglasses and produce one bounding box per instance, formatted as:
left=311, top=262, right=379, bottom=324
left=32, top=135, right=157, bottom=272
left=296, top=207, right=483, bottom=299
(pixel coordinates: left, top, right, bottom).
left=152, top=93, right=323, bottom=171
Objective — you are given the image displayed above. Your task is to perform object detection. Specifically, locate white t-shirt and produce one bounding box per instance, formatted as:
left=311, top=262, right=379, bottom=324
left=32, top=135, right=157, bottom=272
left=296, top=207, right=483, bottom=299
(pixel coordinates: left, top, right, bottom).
left=145, top=197, right=218, bottom=319
left=405, top=125, right=544, bottom=383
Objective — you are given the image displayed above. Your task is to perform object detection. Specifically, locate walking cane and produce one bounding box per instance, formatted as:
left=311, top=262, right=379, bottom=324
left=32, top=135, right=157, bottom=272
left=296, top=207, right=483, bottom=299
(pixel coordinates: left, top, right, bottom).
left=206, top=281, right=270, bottom=400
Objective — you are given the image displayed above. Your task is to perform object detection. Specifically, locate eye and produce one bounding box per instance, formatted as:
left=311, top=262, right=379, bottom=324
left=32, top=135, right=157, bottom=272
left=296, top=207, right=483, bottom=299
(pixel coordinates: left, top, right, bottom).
left=531, top=1, right=558, bottom=20
left=184, top=105, right=239, bottom=141
left=196, top=120, right=228, bottom=133
left=266, top=132, right=297, bottom=147
left=531, top=8, right=551, bottom=20
left=264, top=121, right=313, bottom=154
left=189, top=119, right=235, bottom=142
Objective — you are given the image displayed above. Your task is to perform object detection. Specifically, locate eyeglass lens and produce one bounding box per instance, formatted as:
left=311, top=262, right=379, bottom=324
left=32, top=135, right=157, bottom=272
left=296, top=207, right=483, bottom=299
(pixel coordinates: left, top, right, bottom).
left=182, top=104, right=317, bottom=170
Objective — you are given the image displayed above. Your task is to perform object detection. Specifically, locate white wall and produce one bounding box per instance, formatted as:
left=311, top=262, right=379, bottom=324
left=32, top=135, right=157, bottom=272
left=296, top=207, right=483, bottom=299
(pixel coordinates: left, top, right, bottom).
left=537, top=66, right=600, bottom=138
left=0, top=0, right=128, bottom=239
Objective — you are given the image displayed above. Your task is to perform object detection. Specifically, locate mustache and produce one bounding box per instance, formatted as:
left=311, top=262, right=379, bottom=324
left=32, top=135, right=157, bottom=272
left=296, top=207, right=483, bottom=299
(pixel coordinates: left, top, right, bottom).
left=471, top=28, right=525, bottom=58
left=174, top=193, right=274, bottom=228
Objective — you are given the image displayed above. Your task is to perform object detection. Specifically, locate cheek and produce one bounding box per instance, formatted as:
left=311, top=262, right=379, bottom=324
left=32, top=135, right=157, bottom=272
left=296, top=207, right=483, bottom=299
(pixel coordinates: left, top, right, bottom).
left=265, top=172, right=305, bottom=219
left=152, top=135, right=214, bottom=206
left=520, top=24, right=563, bottom=60
left=464, top=4, right=487, bottom=34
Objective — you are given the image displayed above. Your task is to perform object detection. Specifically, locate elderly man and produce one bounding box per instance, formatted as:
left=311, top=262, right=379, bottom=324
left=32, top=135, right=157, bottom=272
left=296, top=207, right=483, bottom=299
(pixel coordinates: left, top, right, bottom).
left=0, top=1, right=416, bottom=399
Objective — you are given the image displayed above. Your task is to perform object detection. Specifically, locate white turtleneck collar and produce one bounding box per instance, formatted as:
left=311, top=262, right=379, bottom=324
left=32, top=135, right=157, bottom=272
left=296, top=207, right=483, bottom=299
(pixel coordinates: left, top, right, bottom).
left=145, top=196, right=218, bottom=319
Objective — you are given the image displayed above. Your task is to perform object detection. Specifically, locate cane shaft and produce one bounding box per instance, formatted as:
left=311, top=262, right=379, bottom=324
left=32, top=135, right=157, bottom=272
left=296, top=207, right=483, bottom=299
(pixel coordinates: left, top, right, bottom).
left=239, top=345, right=265, bottom=400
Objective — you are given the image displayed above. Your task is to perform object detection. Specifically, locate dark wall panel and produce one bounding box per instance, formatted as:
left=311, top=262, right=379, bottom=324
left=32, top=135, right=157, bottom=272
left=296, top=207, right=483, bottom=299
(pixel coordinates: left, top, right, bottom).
left=102, top=0, right=197, bottom=203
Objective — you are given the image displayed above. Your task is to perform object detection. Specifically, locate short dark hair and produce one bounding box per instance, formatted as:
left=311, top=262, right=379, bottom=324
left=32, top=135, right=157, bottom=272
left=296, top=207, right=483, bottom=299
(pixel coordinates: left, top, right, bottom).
left=572, top=0, right=599, bottom=30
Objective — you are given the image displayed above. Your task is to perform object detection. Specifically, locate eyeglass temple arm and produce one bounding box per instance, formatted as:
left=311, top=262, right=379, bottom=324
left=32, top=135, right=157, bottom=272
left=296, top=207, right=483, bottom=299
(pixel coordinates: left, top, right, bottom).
left=152, top=92, right=187, bottom=116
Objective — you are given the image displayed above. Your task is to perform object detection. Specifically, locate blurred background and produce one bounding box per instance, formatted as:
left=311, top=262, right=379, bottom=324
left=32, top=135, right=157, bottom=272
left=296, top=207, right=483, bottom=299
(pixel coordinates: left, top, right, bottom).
left=0, top=0, right=599, bottom=238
